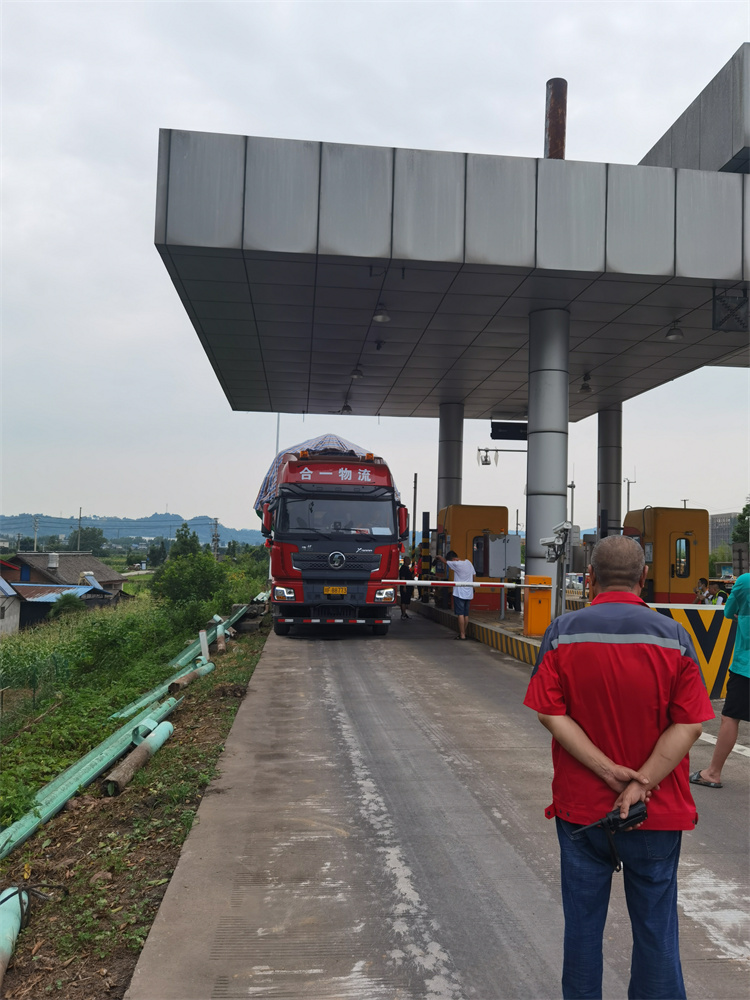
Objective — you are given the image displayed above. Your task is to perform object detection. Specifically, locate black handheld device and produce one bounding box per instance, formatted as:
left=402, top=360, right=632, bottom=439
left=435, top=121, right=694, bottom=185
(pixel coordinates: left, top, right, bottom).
left=569, top=801, right=648, bottom=870
left=570, top=800, right=647, bottom=839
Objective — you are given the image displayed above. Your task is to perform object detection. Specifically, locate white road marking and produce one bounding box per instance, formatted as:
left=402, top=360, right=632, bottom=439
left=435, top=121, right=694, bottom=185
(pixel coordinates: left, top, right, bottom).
left=698, top=733, right=750, bottom=758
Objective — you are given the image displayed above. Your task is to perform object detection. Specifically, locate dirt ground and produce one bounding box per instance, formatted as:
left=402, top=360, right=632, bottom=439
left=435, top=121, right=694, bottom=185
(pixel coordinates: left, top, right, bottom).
left=0, top=626, right=266, bottom=1000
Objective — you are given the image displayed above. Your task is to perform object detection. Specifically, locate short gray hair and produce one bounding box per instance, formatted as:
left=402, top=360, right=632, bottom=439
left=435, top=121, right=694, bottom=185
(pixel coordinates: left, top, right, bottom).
left=590, top=535, right=645, bottom=589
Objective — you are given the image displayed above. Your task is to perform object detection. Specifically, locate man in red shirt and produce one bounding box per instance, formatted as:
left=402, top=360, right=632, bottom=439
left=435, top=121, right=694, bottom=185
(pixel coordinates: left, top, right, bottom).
left=524, top=534, right=713, bottom=1000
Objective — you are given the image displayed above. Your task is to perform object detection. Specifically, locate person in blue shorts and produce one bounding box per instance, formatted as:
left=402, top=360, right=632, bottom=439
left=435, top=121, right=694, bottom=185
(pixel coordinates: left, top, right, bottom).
left=691, top=571, right=749, bottom=789
left=434, top=550, right=475, bottom=640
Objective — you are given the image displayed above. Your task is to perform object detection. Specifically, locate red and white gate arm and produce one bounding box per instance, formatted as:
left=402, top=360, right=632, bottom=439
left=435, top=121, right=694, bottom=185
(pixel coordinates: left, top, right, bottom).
left=383, top=579, right=552, bottom=590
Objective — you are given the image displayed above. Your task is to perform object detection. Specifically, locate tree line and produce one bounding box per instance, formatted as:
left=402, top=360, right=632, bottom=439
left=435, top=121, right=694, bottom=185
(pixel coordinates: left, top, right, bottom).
left=7, top=524, right=264, bottom=569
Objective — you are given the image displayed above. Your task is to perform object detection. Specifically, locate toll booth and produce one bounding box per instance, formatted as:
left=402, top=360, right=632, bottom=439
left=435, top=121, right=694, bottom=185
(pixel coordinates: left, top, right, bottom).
left=623, top=507, right=709, bottom=604
left=435, top=505, right=515, bottom=611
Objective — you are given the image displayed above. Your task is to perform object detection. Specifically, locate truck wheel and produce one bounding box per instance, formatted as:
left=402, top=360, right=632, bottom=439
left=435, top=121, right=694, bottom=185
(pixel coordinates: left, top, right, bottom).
left=372, top=623, right=389, bottom=636
left=273, top=621, right=291, bottom=636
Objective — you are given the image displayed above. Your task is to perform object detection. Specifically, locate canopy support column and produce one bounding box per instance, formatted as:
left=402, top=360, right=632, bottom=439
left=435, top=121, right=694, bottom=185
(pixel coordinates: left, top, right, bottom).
left=597, top=405, right=623, bottom=537
left=525, top=309, right=569, bottom=581
left=437, top=403, right=464, bottom=515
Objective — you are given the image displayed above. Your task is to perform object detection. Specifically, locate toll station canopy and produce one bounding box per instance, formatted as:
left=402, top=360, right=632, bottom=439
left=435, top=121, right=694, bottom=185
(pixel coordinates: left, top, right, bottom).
left=155, top=44, right=749, bottom=422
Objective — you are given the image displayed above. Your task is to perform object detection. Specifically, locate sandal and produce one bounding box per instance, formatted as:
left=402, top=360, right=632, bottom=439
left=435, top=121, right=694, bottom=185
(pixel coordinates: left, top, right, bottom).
left=689, top=770, right=722, bottom=789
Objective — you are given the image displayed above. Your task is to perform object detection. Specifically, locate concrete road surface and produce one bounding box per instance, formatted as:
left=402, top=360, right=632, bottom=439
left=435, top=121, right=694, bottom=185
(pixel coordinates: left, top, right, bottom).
left=126, top=613, right=749, bottom=1000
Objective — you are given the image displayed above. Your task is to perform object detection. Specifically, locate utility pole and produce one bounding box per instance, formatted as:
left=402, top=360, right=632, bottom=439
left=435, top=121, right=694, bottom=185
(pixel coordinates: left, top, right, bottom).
left=33, top=516, right=39, bottom=552
left=681, top=499, right=689, bottom=509
left=411, top=473, right=417, bottom=557
left=623, top=478, right=635, bottom=514
left=212, top=518, right=220, bottom=560
left=77, top=507, right=82, bottom=551
left=624, top=476, right=636, bottom=513
left=566, top=481, right=576, bottom=577
left=567, top=480, right=576, bottom=528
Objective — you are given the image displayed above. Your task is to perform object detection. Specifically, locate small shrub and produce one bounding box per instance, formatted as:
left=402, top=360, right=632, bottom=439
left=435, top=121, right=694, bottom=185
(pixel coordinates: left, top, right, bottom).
left=47, top=594, right=88, bottom=619
left=151, top=554, right=228, bottom=605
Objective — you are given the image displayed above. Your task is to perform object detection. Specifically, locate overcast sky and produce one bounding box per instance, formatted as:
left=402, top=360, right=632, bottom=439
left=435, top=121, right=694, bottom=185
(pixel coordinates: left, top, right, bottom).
left=2, top=1, right=748, bottom=534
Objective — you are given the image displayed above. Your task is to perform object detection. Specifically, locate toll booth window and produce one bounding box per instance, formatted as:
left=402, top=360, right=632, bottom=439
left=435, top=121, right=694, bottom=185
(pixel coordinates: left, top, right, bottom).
left=472, top=536, right=485, bottom=575
left=436, top=534, right=447, bottom=560
left=675, top=538, right=690, bottom=578
left=644, top=542, right=653, bottom=564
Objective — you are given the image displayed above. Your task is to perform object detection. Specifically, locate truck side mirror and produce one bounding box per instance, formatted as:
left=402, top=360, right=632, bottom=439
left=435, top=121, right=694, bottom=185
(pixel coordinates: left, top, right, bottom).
left=398, top=506, right=409, bottom=539
left=262, top=503, right=272, bottom=537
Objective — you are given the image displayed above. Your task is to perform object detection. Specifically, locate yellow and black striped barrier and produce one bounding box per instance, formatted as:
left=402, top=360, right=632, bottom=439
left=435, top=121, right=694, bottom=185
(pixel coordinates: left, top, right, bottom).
left=651, top=605, right=736, bottom=699
left=469, top=623, right=538, bottom=665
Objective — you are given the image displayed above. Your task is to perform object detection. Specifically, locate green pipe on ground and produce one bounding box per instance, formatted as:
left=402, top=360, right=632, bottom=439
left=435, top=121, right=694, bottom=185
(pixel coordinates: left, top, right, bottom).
left=141, top=719, right=174, bottom=752
left=102, top=721, right=174, bottom=797
left=0, top=886, right=28, bottom=992
left=0, top=698, right=182, bottom=861
left=167, top=660, right=215, bottom=695
left=27, top=701, right=169, bottom=811
left=110, top=605, right=248, bottom=719
left=109, top=665, right=201, bottom=720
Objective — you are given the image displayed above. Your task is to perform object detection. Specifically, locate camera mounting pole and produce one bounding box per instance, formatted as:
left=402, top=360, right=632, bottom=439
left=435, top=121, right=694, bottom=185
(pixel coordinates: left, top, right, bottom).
left=540, top=521, right=572, bottom=619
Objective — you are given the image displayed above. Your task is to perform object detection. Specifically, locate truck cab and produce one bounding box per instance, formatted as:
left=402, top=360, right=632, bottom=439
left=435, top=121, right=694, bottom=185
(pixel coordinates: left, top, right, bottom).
left=263, top=452, right=408, bottom=635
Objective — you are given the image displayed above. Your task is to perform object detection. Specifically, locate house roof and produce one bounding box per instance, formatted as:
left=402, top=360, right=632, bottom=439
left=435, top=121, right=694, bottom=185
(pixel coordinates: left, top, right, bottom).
left=12, top=584, right=104, bottom=603
left=8, top=552, right=126, bottom=585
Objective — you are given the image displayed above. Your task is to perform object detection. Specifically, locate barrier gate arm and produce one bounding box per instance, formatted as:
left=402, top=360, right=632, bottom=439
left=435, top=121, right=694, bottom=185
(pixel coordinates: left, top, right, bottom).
left=383, top=579, right=552, bottom=589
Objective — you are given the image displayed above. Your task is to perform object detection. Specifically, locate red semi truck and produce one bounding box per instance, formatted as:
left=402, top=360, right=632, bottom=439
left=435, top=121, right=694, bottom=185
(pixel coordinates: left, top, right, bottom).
left=259, top=445, right=408, bottom=636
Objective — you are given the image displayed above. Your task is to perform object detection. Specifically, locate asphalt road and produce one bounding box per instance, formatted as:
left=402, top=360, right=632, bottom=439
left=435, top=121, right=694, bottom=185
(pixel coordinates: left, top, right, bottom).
left=126, top=614, right=749, bottom=1000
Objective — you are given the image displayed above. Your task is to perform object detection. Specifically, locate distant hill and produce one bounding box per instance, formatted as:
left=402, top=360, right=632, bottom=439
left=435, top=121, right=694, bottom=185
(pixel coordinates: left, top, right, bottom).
left=0, top=512, right=264, bottom=547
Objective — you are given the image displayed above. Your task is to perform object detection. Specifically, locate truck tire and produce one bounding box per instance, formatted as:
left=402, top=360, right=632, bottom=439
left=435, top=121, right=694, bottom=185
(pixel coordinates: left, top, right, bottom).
left=372, top=623, right=389, bottom=636
left=273, top=621, right=291, bottom=636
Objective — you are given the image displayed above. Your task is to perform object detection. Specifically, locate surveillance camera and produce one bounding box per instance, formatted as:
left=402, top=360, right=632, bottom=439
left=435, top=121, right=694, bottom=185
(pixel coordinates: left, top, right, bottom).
left=540, top=536, right=558, bottom=547
left=553, top=521, right=572, bottom=534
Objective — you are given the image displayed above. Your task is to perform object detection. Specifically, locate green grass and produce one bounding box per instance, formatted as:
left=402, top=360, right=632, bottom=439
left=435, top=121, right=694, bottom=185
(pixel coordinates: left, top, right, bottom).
left=122, top=574, right=155, bottom=595
left=1, top=631, right=265, bottom=970
left=0, top=596, right=225, bottom=825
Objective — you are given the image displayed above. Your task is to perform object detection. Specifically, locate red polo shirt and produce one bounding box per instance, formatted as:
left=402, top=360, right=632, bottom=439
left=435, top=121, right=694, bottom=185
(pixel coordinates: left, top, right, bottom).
left=524, top=591, right=714, bottom=830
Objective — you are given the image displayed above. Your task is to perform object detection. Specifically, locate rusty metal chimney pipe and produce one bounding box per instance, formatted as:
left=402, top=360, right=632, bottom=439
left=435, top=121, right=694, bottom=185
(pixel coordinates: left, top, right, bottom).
left=544, top=78, right=568, bottom=159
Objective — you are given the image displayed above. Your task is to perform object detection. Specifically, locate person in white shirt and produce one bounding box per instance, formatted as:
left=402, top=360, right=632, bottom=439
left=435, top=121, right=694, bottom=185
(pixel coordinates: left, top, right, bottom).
left=692, top=577, right=708, bottom=604
left=434, top=550, right=475, bottom=640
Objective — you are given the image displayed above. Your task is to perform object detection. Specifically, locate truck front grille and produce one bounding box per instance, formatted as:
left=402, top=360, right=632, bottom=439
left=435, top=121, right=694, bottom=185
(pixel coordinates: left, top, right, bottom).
left=292, top=552, right=381, bottom=572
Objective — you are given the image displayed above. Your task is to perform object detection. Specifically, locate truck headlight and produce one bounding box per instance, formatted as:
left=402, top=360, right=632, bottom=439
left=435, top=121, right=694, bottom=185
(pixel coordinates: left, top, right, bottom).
left=374, top=588, right=395, bottom=602
left=273, top=587, right=296, bottom=601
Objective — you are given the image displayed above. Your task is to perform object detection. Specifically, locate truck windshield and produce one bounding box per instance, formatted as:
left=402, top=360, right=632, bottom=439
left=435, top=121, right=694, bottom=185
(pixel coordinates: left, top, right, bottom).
left=278, top=498, right=395, bottom=537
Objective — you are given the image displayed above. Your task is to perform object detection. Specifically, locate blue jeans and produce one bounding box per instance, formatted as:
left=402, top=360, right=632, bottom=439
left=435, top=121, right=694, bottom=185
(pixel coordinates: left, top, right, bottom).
left=556, top=818, right=685, bottom=1000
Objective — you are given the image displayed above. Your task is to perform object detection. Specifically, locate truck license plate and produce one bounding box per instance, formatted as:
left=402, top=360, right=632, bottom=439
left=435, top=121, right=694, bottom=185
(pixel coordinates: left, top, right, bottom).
left=324, top=586, right=347, bottom=595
